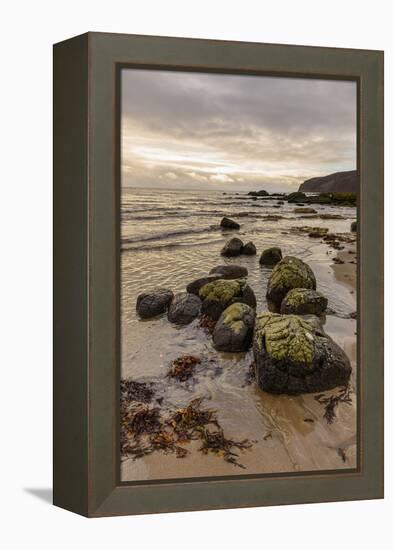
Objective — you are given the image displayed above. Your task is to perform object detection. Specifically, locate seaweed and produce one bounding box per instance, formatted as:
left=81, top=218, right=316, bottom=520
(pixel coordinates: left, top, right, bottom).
left=199, top=314, right=217, bottom=334
left=120, top=379, right=155, bottom=403
left=167, top=355, right=201, bottom=382
left=243, top=361, right=256, bottom=386
left=121, top=396, right=254, bottom=468
left=199, top=428, right=253, bottom=469
left=314, top=385, right=353, bottom=424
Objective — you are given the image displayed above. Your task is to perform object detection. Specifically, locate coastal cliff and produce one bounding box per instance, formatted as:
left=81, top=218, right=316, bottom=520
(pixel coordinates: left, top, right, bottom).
left=299, top=170, right=358, bottom=193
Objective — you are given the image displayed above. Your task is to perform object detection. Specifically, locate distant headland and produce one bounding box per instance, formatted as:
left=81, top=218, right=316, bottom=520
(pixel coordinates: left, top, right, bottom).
left=298, top=170, right=358, bottom=193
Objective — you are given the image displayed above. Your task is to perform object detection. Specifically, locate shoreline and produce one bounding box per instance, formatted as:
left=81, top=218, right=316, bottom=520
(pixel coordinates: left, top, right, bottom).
left=331, top=243, right=357, bottom=292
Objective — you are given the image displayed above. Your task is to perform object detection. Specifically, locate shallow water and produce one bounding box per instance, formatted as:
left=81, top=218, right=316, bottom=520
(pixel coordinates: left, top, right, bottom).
left=120, top=188, right=357, bottom=481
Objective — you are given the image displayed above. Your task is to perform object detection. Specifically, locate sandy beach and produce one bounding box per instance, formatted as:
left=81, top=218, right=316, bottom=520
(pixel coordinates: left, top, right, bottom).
left=120, top=189, right=357, bottom=482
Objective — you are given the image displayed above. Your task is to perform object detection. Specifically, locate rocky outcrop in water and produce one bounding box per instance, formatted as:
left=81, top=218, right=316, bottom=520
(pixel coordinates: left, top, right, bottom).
left=351, top=221, right=357, bottom=232
left=220, top=217, right=240, bottom=230
left=259, top=247, right=283, bottom=266
left=287, top=191, right=306, bottom=203
left=199, top=278, right=256, bottom=320
left=266, top=256, right=316, bottom=309
left=242, top=241, right=257, bottom=255
left=280, top=288, right=328, bottom=316
left=213, top=303, right=256, bottom=352
left=299, top=170, right=358, bottom=193
left=168, top=292, right=202, bottom=325
left=253, top=312, right=351, bottom=394
left=210, top=265, right=248, bottom=279
left=136, top=288, right=174, bottom=319
left=221, top=237, right=244, bottom=257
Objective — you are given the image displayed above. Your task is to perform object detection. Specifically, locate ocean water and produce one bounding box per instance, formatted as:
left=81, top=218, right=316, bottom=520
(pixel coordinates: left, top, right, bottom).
left=120, top=188, right=357, bottom=481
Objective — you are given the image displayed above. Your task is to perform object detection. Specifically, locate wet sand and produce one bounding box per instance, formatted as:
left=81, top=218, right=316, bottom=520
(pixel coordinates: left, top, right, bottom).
left=121, top=189, right=357, bottom=482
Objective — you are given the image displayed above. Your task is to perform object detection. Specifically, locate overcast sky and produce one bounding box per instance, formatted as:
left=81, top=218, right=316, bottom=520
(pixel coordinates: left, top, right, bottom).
left=121, top=69, right=357, bottom=192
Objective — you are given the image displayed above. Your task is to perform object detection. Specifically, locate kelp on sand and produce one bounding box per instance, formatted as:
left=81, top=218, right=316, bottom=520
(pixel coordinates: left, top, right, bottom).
left=121, top=396, right=254, bottom=468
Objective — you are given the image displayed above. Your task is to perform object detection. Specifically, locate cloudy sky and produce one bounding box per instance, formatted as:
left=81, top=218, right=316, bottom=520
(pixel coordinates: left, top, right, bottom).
left=121, top=69, right=357, bottom=192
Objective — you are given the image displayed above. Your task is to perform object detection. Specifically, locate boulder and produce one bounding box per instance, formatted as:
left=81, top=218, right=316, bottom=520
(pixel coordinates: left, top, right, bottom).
left=168, top=292, right=202, bottom=325
left=213, top=303, right=256, bottom=352
left=350, top=221, right=357, bottom=232
left=220, top=217, right=240, bottom=230
left=186, top=274, right=223, bottom=295
left=209, top=265, right=248, bottom=279
left=221, top=237, right=244, bottom=257
left=259, top=247, right=282, bottom=266
left=287, top=191, right=306, bottom=203
left=253, top=312, right=351, bottom=394
left=242, top=241, right=257, bottom=255
left=280, top=288, right=328, bottom=316
left=266, top=256, right=316, bottom=309
left=199, top=278, right=256, bottom=320
left=136, top=288, right=174, bottom=319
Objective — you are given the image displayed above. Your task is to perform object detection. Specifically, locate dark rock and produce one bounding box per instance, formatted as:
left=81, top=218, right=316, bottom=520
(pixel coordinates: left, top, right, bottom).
left=213, top=303, right=256, bottom=352
left=186, top=274, right=223, bottom=295
left=287, top=191, right=306, bottom=203
left=221, top=237, right=244, bottom=257
left=253, top=312, right=351, bottom=394
left=259, top=247, right=282, bottom=266
left=242, top=241, right=257, bottom=255
left=350, top=221, right=357, bottom=232
left=136, top=288, right=174, bottom=319
left=294, top=207, right=317, bottom=214
left=280, top=288, right=328, bottom=315
left=199, top=278, right=256, bottom=320
left=266, top=256, right=316, bottom=309
left=220, top=217, right=240, bottom=230
left=210, top=265, right=248, bottom=279
left=168, top=292, right=202, bottom=325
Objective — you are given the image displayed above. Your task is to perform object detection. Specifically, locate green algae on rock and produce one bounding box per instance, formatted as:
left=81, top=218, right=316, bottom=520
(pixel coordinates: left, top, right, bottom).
left=280, top=288, right=328, bottom=316
left=253, top=312, right=351, bottom=394
left=266, top=256, right=316, bottom=309
left=199, top=278, right=256, bottom=320
left=213, top=302, right=256, bottom=352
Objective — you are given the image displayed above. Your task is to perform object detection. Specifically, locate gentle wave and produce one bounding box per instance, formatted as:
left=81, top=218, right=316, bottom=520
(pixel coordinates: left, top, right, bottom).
left=121, top=225, right=220, bottom=245
left=121, top=237, right=224, bottom=252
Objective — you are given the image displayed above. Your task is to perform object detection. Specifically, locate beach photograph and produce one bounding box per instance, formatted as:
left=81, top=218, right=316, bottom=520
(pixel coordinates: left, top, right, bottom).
left=119, top=69, right=358, bottom=482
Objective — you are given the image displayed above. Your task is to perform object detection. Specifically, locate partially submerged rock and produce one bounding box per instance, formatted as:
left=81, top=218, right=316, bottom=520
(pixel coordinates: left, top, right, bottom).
left=220, top=217, right=240, bottom=230
left=199, top=278, right=256, bottom=320
left=253, top=312, right=351, bottom=394
left=287, top=191, right=306, bottom=203
left=259, top=247, right=282, bottom=266
left=168, top=292, right=202, bottom=325
left=221, top=237, right=244, bottom=257
left=266, top=256, right=316, bottom=309
left=210, top=265, right=248, bottom=279
left=294, top=207, right=318, bottom=214
left=136, top=288, right=174, bottom=319
left=213, top=303, right=256, bottom=352
left=242, top=241, right=257, bottom=255
left=187, top=274, right=223, bottom=295
left=350, top=221, right=357, bottom=232
left=280, top=288, right=328, bottom=316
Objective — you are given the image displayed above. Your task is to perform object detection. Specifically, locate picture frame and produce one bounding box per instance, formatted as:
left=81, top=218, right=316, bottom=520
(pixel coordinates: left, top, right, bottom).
left=53, top=32, right=384, bottom=517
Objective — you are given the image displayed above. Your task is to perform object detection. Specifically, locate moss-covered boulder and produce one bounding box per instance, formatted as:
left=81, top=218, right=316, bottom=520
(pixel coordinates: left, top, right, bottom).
left=221, top=237, right=244, bottom=257
left=213, top=303, right=256, bottom=352
left=253, top=312, right=351, bottom=394
left=199, top=278, right=256, bottom=320
left=136, top=288, right=174, bottom=319
left=266, top=256, right=316, bottom=309
left=209, top=265, right=248, bottom=279
left=280, top=288, right=328, bottom=316
left=186, top=274, right=223, bottom=295
left=168, top=292, right=202, bottom=325
left=259, top=247, right=282, bottom=266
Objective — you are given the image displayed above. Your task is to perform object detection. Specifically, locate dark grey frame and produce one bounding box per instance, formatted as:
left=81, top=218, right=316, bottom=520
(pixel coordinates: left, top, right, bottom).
left=53, top=32, right=384, bottom=517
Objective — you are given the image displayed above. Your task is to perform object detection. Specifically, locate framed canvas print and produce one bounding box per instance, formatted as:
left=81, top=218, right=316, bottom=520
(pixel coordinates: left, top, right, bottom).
left=53, top=32, right=384, bottom=517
